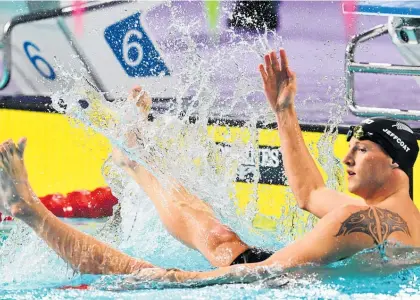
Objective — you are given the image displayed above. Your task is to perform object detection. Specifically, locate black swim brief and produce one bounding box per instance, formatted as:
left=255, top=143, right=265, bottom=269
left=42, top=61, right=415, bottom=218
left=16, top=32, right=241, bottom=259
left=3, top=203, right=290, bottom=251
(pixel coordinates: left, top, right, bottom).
left=231, top=248, right=274, bottom=265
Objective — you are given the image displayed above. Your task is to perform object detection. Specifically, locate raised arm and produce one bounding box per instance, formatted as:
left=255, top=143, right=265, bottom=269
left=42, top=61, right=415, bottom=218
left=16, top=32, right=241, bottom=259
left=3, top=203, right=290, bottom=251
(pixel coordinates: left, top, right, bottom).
left=259, top=49, right=363, bottom=218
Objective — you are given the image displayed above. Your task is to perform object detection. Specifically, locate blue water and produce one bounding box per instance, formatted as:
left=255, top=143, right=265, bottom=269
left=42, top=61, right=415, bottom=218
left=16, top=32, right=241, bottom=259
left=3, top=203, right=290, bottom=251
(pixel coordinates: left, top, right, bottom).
left=1, top=218, right=420, bottom=299
left=1, top=1, right=420, bottom=298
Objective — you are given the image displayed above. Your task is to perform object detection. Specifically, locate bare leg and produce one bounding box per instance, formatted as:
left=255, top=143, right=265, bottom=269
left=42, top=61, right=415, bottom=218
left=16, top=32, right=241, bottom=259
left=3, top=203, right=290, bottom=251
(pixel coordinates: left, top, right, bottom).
left=0, top=139, right=155, bottom=275
left=0, top=138, right=282, bottom=284
left=115, top=87, right=249, bottom=267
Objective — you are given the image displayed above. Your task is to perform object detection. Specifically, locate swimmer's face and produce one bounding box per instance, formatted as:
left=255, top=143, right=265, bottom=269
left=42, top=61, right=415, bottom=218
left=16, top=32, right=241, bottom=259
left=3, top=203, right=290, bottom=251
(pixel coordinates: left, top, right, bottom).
left=342, top=138, right=394, bottom=198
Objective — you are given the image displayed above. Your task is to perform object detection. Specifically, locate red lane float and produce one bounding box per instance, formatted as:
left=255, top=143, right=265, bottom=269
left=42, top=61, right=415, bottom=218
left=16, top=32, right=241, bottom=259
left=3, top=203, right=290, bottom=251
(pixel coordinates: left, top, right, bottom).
left=0, top=187, right=118, bottom=221
left=59, top=284, right=89, bottom=290
left=0, top=215, right=13, bottom=222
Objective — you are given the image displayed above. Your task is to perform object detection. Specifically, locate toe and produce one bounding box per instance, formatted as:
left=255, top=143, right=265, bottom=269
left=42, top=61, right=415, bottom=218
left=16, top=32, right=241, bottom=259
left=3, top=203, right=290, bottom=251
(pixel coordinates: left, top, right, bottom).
left=0, top=144, right=6, bottom=155
left=131, top=86, right=142, bottom=93
left=17, top=138, right=27, bottom=157
left=3, top=141, right=13, bottom=157
left=129, top=86, right=142, bottom=100
left=4, top=140, right=13, bottom=152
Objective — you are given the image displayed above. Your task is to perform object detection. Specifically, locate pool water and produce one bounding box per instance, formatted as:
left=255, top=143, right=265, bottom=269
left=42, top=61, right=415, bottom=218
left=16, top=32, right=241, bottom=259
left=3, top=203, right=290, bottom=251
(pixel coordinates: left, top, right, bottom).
left=1, top=255, right=419, bottom=299
left=1, top=1, right=420, bottom=298
left=1, top=215, right=420, bottom=299
left=1, top=105, right=418, bottom=299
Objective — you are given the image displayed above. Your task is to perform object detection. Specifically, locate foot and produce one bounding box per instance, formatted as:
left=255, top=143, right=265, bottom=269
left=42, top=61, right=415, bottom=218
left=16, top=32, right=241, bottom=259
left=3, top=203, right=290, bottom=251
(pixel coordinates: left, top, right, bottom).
left=128, top=86, right=152, bottom=118
left=112, top=86, right=151, bottom=169
left=126, top=86, right=152, bottom=147
left=0, top=138, right=36, bottom=218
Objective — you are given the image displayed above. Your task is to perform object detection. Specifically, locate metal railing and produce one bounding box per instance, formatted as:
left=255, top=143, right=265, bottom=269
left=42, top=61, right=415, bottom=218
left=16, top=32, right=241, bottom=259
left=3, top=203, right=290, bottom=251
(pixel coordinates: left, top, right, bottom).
left=0, top=0, right=127, bottom=91
left=345, top=24, right=420, bottom=120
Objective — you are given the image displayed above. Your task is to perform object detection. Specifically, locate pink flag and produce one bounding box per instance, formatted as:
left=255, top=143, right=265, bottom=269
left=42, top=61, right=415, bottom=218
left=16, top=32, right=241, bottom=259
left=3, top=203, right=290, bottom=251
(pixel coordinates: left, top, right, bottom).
left=72, top=0, right=85, bottom=36
left=343, top=1, right=357, bottom=39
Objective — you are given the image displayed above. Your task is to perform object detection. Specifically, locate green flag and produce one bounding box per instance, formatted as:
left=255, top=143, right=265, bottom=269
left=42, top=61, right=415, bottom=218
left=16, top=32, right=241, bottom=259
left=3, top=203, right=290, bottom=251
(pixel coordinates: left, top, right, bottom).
left=205, top=1, right=220, bottom=31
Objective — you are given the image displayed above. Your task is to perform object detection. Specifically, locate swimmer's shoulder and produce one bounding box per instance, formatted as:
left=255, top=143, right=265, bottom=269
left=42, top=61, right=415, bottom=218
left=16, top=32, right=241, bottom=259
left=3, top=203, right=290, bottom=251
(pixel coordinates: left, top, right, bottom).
left=327, top=204, right=412, bottom=246
left=391, top=204, right=420, bottom=246
left=327, top=204, right=369, bottom=221
left=377, top=202, right=420, bottom=246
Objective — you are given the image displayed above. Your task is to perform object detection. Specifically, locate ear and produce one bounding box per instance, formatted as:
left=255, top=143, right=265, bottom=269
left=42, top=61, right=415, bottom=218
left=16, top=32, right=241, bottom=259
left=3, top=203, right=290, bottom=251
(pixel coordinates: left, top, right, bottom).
left=391, top=160, right=399, bottom=169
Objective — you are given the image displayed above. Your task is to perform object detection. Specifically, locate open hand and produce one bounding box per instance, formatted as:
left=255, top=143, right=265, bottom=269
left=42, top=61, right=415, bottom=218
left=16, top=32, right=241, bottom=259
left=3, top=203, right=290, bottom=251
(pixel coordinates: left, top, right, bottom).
left=259, top=49, right=297, bottom=114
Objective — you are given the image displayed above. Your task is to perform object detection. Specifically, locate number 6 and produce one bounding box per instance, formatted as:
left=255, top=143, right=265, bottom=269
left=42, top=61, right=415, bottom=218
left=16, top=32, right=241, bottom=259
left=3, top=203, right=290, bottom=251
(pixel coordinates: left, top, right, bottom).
left=122, top=30, right=144, bottom=67
left=23, top=41, right=56, bottom=80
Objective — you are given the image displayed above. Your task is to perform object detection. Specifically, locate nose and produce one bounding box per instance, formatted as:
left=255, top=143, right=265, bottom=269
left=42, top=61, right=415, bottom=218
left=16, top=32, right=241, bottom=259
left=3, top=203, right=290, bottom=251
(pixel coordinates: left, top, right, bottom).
left=342, top=150, right=354, bottom=167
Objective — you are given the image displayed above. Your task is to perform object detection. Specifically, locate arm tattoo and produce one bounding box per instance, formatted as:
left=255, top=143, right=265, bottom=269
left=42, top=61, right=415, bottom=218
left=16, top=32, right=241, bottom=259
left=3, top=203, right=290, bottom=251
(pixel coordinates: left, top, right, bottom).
left=335, top=207, right=410, bottom=244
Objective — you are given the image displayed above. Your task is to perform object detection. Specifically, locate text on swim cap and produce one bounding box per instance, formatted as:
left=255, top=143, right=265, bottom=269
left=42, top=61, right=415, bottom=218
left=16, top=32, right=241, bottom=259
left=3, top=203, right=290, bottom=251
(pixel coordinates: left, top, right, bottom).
left=382, top=129, right=410, bottom=152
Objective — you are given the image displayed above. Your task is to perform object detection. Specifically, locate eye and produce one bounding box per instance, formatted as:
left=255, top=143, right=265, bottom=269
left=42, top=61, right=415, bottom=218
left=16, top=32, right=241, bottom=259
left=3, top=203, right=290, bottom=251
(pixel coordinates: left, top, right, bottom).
left=358, top=147, right=367, bottom=153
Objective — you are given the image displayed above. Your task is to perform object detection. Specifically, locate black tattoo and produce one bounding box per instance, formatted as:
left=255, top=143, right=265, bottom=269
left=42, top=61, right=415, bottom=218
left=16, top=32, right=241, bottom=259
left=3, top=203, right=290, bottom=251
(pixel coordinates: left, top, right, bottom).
left=335, top=207, right=410, bottom=244
left=376, top=208, right=411, bottom=240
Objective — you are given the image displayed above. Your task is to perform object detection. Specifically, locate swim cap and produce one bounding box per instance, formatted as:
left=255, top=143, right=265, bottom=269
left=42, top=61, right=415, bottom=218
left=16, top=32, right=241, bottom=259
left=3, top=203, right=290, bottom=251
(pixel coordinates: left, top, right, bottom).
left=346, top=117, right=419, bottom=176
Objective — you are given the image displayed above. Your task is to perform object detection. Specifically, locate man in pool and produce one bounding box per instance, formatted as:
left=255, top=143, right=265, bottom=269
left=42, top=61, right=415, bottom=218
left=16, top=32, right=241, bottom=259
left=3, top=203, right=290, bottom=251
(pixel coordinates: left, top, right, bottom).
left=1, top=49, right=420, bottom=282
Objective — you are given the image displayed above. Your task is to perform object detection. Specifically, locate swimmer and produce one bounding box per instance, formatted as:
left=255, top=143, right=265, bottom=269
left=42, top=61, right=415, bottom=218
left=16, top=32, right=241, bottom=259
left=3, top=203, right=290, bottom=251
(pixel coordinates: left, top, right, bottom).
left=1, top=49, right=420, bottom=283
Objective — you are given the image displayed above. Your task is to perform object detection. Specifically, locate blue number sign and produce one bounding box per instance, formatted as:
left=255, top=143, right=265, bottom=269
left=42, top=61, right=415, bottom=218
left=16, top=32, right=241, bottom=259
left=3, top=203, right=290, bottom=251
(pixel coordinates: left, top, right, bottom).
left=104, top=13, right=170, bottom=77
left=23, top=41, right=56, bottom=80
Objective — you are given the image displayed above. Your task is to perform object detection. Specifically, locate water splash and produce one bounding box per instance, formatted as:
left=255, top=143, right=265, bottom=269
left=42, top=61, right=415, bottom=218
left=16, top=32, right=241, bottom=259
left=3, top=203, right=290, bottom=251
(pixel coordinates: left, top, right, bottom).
left=0, top=222, right=74, bottom=287
left=46, top=4, right=288, bottom=249
left=0, top=1, right=352, bottom=287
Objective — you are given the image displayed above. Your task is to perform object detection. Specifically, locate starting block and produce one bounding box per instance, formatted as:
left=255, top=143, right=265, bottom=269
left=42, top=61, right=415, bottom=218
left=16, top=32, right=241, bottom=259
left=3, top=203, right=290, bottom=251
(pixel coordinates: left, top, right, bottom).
left=343, top=1, right=420, bottom=120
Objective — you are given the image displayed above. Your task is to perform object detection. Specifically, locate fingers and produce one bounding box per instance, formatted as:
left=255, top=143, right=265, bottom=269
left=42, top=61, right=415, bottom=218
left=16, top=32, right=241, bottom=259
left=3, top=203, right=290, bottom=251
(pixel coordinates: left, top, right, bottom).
left=258, top=64, right=268, bottom=83
left=264, top=54, right=273, bottom=76
left=279, top=49, right=289, bottom=71
left=263, top=50, right=283, bottom=76
left=270, top=51, right=280, bottom=72
left=261, top=49, right=293, bottom=76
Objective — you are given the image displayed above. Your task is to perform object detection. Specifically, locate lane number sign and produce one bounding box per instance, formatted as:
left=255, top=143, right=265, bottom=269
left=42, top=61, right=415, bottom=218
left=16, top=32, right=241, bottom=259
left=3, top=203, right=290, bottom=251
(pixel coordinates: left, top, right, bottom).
left=23, top=41, right=56, bottom=80
left=104, top=13, right=170, bottom=78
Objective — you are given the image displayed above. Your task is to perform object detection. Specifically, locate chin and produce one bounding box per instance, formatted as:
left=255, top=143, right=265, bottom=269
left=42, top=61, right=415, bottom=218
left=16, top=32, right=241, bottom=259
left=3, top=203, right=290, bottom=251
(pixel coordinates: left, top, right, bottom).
left=347, top=184, right=359, bottom=195
left=349, top=185, right=369, bottom=199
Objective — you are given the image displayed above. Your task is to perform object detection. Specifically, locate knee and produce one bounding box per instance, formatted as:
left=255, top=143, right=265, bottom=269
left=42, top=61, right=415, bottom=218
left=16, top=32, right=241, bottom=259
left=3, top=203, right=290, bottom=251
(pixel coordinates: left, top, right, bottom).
left=205, top=225, right=247, bottom=267
left=207, top=225, right=238, bottom=244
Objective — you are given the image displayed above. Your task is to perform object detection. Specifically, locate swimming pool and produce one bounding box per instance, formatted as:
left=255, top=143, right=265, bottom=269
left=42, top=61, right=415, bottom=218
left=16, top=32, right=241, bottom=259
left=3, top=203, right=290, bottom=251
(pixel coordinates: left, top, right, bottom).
left=1, top=181, right=420, bottom=300
left=1, top=1, right=420, bottom=299
left=1, top=218, right=420, bottom=299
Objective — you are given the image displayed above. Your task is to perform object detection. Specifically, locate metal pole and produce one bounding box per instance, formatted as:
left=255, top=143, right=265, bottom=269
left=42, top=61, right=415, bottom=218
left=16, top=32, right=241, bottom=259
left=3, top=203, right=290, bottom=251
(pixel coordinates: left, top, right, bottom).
left=0, top=1, right=128, bottom=90
left=345, top=24, right=420, bottom=121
